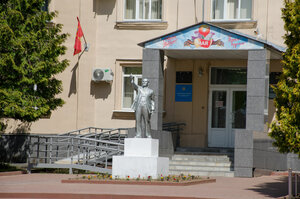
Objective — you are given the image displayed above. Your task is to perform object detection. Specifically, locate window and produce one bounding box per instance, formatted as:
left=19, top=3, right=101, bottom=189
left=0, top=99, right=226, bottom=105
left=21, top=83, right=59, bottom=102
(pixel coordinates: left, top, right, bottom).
left=269, top=72, right=282, bottom=99
left=122, top=67, right=142, bottom=109
left=176, top=71, right=193, bottom=83
left=124, top=0, right=162, bottom=21
left=210, top=68, right=247, bottom=85
left=212, top=0, right=252, bottom=20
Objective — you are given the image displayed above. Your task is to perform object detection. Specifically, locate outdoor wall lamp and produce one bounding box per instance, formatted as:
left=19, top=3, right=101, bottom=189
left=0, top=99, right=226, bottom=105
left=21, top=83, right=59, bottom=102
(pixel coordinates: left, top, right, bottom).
left=254, top=28, right=262, bottom=39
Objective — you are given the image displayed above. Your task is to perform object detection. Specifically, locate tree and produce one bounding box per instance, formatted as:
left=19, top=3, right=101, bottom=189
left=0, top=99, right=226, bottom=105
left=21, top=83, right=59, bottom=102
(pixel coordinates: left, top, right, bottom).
left=269, top=0, right=300, bottom=155
left=0, top=0, right=69, bottom=125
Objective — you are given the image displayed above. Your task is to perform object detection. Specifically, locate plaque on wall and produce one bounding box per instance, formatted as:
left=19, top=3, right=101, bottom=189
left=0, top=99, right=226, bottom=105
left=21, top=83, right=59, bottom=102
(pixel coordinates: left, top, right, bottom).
left=175, top=85, right=192, bottom=102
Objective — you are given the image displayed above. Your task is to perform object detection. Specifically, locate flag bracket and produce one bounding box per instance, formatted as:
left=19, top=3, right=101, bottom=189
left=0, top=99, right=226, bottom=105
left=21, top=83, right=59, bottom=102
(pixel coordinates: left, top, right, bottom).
left=84, top=43, right=90, bottom=52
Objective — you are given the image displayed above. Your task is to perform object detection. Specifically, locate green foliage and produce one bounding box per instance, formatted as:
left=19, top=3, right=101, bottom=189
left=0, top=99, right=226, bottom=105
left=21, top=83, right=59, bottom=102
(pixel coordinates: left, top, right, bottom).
left=0, top=0, right=69, bottom=122
left=0, top=162, right=20, bottom=172
left=269, top=0, right=300, bottom=155
left=0, top=120, right=7, bottom=132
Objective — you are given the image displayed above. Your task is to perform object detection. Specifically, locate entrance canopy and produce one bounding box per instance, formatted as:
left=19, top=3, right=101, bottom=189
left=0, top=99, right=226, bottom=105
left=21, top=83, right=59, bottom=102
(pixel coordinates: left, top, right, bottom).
left=138, top=22, right=284, bottom=59
left=138, top=22, right=286, bottom=178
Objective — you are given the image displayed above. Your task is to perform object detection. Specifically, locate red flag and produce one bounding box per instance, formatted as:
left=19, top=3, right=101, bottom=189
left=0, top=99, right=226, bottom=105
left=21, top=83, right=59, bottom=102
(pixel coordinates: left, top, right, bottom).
left=73, top=17, right=84, bottom=55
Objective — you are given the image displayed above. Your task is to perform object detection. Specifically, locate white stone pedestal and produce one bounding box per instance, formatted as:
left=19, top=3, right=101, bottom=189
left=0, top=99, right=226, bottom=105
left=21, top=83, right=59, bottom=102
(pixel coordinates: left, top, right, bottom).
left=112, top=138, right=169, bottom=179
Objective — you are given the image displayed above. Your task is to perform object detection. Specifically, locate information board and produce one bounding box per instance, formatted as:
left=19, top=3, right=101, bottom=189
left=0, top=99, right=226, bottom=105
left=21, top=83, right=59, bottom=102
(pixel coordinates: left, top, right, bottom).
left=175, top=85, right=192, bottom=102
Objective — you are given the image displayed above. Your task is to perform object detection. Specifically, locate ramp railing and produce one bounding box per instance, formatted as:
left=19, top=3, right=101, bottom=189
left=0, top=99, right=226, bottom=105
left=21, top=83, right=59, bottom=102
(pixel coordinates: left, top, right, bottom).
left=59, top=127, right=128, bottom=142
left=28, top=128, right=129, bottom=174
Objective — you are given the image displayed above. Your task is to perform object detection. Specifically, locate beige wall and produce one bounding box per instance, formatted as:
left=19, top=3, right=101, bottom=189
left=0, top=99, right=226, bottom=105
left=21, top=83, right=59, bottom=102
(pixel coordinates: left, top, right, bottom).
left=5, top=0, right=285, bottom=137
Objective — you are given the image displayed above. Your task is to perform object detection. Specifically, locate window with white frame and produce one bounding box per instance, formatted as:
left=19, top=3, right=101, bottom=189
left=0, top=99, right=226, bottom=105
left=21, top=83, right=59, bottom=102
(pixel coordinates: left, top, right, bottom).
left=122, top=67, right=142, bottom=109
left=212, top=0, right=252, bottom=20
left=124, top=0, right=162, bottom=21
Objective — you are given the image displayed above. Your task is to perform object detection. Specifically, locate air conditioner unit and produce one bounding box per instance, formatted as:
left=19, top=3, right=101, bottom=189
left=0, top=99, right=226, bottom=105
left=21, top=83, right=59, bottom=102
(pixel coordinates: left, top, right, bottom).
left=92, top=68, right=113, bottom=82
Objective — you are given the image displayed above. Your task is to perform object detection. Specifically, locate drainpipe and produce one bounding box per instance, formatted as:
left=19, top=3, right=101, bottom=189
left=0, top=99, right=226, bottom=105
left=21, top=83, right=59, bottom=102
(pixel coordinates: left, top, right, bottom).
left=202, top=0, right=205, bottom=22
left=176, top=0, right=179, bottom=29
left=194, top=0, right=198, bottom=23
left=76, top=0, right=82, bottom=129
left=265, top=0, right=269, bottom=42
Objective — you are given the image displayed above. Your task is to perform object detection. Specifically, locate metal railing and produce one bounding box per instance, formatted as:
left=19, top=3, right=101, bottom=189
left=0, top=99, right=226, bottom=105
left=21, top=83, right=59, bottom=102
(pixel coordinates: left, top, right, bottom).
left=60, top=127, right=128, bottom=142
left=163, top=122, right=186, bottom=148
left=288, top=169, right=300, bottom=199
left=27, top=124, right=185, bottom=174
left=27, top=128, right=129, bottom=174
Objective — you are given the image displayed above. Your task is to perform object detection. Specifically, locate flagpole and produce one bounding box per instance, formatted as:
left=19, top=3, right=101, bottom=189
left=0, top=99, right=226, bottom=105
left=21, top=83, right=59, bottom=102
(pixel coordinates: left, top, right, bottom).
left=76, top=0, right=81, bottom=129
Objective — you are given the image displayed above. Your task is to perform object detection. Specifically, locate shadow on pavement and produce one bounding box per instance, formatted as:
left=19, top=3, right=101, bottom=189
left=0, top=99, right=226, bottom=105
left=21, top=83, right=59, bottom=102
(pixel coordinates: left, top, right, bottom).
left=247, top=176, right=300, bottom=198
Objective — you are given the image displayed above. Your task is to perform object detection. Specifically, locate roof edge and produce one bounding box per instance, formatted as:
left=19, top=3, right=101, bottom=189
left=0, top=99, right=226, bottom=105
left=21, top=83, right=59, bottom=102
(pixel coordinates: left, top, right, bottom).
left=138, top=21, right=286, bottom=53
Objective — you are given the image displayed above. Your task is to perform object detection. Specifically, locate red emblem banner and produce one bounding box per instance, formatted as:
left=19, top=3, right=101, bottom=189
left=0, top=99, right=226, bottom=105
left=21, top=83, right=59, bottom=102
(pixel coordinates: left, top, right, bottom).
left=73, top=17, right=84, bottom=55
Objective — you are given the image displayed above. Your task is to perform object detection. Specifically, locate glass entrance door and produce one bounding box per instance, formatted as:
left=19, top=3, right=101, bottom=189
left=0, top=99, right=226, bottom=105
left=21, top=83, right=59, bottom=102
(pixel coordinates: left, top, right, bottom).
left=209, top=90, right=228, bottom=147
left=208, top=88, right=246, bottom=148
left=231, top=90, right=246, bottom=129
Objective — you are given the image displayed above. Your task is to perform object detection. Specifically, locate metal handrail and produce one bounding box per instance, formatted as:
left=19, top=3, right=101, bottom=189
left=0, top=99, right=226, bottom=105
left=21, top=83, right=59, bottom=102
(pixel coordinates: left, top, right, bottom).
left=288, top=168, right=300, bottom=199
left=163, top=122, right=185, bottom=132
left=60, top=127, right=104, bottom=136
left=60, top=127, right=128, bottom=136
left=28, top=128, right=129, bottom=174
left=162, top=122, right=186, bottom=148
left=58, top=127, right=128, bottom=144
left=32, top=135, right=125, bottom=145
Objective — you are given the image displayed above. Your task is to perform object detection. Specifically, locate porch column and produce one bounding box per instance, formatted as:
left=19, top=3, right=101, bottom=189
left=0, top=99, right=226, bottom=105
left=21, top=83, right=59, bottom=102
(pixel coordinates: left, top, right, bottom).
left=142, top=49, right=164, bottom=131
left=234, top=49, right=270, bottom=177
left=246, top=49, right=270, bottom=131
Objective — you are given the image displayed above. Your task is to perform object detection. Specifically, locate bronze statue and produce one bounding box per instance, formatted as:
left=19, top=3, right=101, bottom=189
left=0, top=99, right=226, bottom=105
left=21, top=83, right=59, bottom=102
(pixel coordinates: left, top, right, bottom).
left=130, top=75, right=155, bottom=138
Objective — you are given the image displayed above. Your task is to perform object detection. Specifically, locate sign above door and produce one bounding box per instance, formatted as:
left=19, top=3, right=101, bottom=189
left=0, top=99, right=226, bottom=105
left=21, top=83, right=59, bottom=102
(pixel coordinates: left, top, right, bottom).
left=142, top=23, right=264, bottom=50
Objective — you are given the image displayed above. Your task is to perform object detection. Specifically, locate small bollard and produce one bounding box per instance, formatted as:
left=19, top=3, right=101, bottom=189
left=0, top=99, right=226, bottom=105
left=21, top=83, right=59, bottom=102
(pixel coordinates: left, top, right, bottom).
left=69, top=167, right=73, bottom=175
left=295, top=173, right=298, bottom=198
left=288, top=168, right=292, bottom=199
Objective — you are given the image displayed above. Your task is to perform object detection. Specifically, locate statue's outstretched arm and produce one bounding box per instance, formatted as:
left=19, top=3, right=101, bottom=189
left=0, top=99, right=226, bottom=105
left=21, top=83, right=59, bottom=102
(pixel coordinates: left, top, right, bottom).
left=130, top=74, right=138, bottom=91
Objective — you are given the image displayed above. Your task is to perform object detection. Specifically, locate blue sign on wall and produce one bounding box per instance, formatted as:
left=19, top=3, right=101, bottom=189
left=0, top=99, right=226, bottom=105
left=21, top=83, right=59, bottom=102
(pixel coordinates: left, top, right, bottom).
left=175, top=85, right=193, bottom=102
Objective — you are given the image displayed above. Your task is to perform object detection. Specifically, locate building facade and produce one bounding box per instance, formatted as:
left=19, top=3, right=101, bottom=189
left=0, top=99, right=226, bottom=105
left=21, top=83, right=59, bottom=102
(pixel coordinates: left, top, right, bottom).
left=5, top=0, right=300, bottom=176
left=25, top=0, right=284, bottom=135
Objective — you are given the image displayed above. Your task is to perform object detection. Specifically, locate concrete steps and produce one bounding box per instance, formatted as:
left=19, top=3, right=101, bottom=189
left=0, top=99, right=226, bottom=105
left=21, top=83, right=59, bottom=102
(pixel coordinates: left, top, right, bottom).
left=169, top=151, right=235, bottom=177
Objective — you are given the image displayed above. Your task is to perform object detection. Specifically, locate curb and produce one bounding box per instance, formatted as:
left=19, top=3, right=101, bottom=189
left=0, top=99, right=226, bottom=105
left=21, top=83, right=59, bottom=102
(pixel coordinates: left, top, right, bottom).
left=0, top=193, right=215, bottom=199
left=271, top=171, right=289, bottom=176
left=61, top=178, right=216, bottom=186
left=0, top=171, right=26, bottom=177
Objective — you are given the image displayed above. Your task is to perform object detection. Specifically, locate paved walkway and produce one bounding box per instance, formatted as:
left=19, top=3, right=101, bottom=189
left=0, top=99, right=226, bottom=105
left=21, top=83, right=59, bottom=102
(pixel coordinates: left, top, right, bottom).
left=0, top=173, right=295, bottom=199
